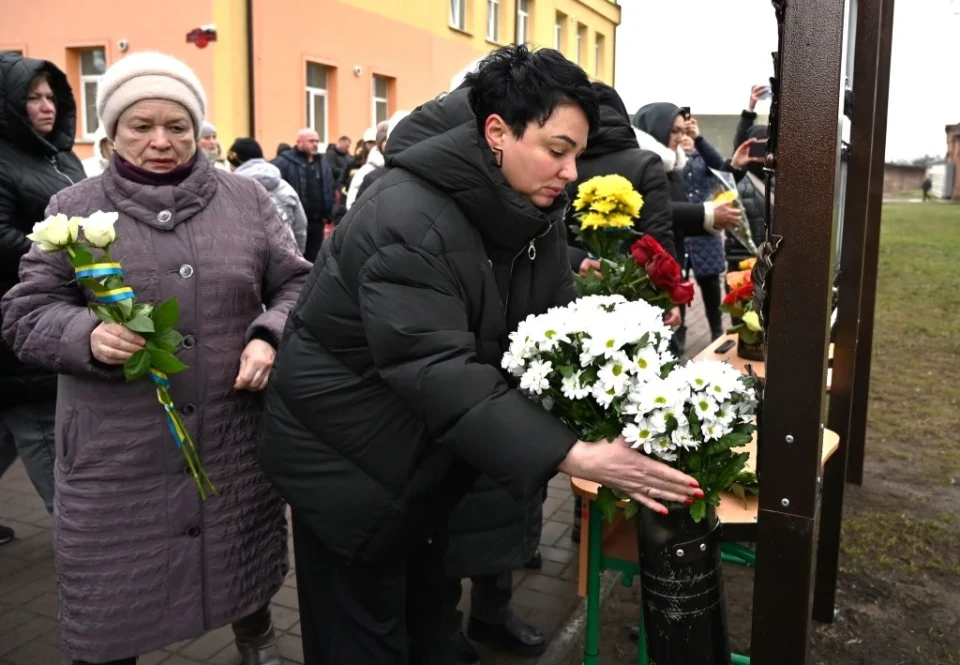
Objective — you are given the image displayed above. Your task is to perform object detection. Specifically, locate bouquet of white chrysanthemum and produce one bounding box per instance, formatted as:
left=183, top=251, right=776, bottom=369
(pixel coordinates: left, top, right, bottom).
left=502, top=294, right=759, bottom=522
left=621, top=359, right=759, bottom=521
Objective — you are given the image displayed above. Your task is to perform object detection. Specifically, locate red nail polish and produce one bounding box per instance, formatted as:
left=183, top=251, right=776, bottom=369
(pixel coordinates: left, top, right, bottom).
left=684, top=499, right=694, bottom=506
left=690, top=482, right=700, bottom=489
left=694, top=490, right=705, bottom=499
left=660, top=508, right=669, bottom=515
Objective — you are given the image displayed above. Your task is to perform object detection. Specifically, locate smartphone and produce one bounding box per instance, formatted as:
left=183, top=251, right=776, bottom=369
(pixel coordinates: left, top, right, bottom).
left=758, top=86, right=773, bottom=100
left=748, top=139, right=768, bottom=159
left=679, top=106, right=691, bottom=119
left=715, top=339, right=736, bottom=354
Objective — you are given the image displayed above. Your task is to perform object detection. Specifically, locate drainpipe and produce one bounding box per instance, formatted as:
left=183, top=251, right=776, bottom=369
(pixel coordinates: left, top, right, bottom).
left=246, top=0, right=256, bottom=136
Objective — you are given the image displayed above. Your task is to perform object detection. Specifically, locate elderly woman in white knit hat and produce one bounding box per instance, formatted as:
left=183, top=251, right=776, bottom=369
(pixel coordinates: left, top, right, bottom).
left=0, top=51, right=310, bottom=665
left=198, top=120, right=229, bottom=171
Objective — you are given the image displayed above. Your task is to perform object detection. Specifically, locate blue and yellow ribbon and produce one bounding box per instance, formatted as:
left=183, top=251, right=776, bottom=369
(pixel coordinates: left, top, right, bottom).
left=75, top=262, right=125, bottom=279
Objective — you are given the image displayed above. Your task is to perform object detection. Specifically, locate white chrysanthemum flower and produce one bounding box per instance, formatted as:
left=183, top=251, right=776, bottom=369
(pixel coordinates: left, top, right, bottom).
left=692, top=395, right=720, bottom=421
left=519, top=360, right=552, bottom=395
left=501, top=351, right=525, bottom=377
left=714, top=402, right=737, bottom=427
left=633, top=377, right=679, bottom=414
left=651, top=435, right=678, bottom=460
left=623, top=418, right=656, bottom=450
left=584, top=327, right=628, bottom=361
left=648, top=409, right=670, bottom=435
left=633, top=347, right=661, bottom=378
left=702, top=420, right=725, bottom=441
left=591, top=381, right=618, bottom=408
left=672, top=425, right=699, bottom=450
left=561, top=370, right=591, bottom=400
left=597, top=354, right=635, bottom=397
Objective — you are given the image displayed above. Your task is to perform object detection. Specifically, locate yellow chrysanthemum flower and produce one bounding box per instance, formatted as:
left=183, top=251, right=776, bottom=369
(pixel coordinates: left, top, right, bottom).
left=590, top=197, right=618, bottom=214
left=739, top=257, right=757, bottom=271
left=606, top=213, right=634, bottom=229
left=714, top=190, right=738, bottom=204
left=579, top=212, right=607, bottom=230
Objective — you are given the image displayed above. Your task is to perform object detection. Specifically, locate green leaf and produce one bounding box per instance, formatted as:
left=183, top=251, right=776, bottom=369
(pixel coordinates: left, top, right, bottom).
left=730, top=483, right=748, bottom=508
left=88, top=303, right=119, bottom=324
left=132, top=303, right=155, bottom=318
left=123, top=349, right=151, bottom=382
left=125, top=314, right=155, bottom=334
left=67, top=245, right=94, bottom=269
left=706, top=429, right=755, bottom=456
left=715, top=452, right=752, bottom=493
left=104, top=275, right=124, bottom=290
left=690, top=500, right=707, bottom=523
left=596, top=486, right=620, bottom=523
left=557, top=364, right=575, bottom=379
left=148, top=348, right=188, bottom=374
left=151, top=297, right=180, bottom=334
left=152, top=329, right=184, bottom=353
left=623, top=500, right=639, bottom=520
left=116, top=297, right=133, bottom=321
left=78, top=277, right=105, bottom=293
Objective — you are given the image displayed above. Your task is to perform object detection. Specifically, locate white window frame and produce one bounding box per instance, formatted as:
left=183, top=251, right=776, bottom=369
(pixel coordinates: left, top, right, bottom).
left=576, top=26, right=585, bottom=66
left=516, top=0, right=529, bottom=44
left=450, top=0, right=466, bottom=31
left=305, top=63, right=329, bottom=144
left=79, top=47, right=106, bottom=139
left=372, top=75, right=389, bottom=125
left=487, top=0, right=500, bottom=42
left=554, top=17, right=563, bottom=50
left=594, top=36, right=603, bottom=77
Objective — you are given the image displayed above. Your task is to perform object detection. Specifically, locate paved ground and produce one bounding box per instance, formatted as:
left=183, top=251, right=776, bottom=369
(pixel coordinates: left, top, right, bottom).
left=0, top=281, right=719, bottom=665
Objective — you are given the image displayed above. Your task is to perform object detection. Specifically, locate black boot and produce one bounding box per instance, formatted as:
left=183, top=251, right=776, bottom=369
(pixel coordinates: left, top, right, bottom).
left=523, top=550, right=543, bottom=570
left=468, top=614, right=546, bottom=657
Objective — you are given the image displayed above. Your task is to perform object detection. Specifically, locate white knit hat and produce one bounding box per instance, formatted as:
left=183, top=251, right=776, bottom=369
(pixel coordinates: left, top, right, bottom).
left=97, top=52, right=207, bottom=140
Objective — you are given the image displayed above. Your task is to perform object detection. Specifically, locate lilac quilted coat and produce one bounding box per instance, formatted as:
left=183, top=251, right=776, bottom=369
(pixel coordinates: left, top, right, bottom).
left=0, top=155, right=311, bottom=662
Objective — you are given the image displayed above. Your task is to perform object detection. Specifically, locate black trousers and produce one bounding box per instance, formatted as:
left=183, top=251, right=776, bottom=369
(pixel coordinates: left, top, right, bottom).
left=443, top=570, right=514, bottom=637
left=694, top=273, right=724, bottom=340
left=293, top=513, right=454, bottom=665
left=304, top=220, right=326, bottom=263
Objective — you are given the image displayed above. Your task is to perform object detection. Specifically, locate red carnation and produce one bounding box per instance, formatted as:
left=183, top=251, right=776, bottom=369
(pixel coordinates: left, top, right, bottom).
left=669, top=280, right=696, bottom=306
left=631, top=235, right=667, bottom=267
left=646, top=252, right=682, bottom=292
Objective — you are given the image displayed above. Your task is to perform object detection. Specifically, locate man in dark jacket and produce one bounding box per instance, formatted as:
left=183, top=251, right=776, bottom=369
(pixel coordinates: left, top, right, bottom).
left=325, top=135, right=355, bottom=183
left=0, top=53, right=85, bottom=542
left=258, top=45, right=700, bottom=664
left=273, top=129, right=335, bottom=262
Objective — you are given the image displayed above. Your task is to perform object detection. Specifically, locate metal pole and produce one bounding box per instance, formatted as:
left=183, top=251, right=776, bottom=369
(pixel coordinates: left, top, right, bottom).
left=813, top=0, right=885, bottom=623
left=750, top=0, right=847, bottom=662
left=845, top=0, right=896, bottom=486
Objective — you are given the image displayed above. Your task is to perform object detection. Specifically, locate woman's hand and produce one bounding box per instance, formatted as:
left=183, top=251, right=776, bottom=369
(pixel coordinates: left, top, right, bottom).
left=663, top=307, right=682, bottom=328
left=732, top=139, right=765, bottom=171
left=558, top=436, right=701, bottom=514
left=90, top=322, right=146, bottom=365
left=748, top=85, right=767, bottom=112
left=685, top=116, right=700, bottom=139
left=579, top=257, right=602, bottom=278
left=234, top=339, right=276, bottom=392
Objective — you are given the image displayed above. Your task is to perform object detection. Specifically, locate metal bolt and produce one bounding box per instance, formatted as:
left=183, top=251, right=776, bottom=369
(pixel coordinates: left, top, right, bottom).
left=785, top=435, right=795, bottom=444
left=781, top=498, right=791, bottom=508
left=700, top=543, right=707, bottom=552
left=676, top=549, right=685, bottom=557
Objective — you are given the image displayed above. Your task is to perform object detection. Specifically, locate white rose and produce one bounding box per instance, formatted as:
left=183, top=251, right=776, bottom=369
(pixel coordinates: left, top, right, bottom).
left=26, top=214, right=79, bottom=252
left=79, top=211, right=119, bottom=248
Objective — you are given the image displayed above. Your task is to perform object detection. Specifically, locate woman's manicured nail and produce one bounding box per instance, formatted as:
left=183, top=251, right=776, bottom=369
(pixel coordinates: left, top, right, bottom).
left=684, top=499, right=694, bottom=506
left=660, top=508, right=669, bottom=515
left=690, top=482, right=700, bottom=488
left=694, top=490, right=705, bottom=499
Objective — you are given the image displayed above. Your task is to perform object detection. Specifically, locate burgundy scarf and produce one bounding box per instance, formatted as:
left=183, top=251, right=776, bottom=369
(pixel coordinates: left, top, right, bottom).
left=114, top=153, right=199, bottom=186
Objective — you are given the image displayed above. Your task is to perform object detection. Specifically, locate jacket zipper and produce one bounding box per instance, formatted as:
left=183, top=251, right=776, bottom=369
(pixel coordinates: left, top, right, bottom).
left=49, top=157, right=76, bottom=186
left=502, top=223, right=554, bottom=315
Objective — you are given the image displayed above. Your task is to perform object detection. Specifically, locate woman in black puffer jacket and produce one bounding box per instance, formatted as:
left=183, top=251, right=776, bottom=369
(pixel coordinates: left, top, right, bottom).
left=0, top=53, right=84, bottom=529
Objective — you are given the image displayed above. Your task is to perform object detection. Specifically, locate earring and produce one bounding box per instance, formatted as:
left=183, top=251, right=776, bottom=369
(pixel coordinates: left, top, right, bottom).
left=492, top=146, right=503, bottom=168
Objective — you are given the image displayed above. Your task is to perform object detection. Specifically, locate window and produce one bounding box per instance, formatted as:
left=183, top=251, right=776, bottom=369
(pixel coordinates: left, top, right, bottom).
left=487, top=0, right=500, bottom=42
left=576, top=24, right=587, bottom=66
left=79, top=47, right=106, bottom=138
left=554, top=13, right=564, bottom=51
left=516, top=0, right=529, bottom=44
left=372, top=75, right=390, bottom=125
left=1, top=49, right=23, bottom=56
left=305, top=62, right=329, bottom=143
left=594, top=33, right=605, bottom=78
left=450, top=0, right=466, bottom=31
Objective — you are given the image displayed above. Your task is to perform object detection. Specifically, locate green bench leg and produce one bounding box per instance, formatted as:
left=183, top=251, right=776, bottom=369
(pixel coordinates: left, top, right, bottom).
left=584, top=501, right=603, bottom=665
left=732, top=653, right=752, bottom=664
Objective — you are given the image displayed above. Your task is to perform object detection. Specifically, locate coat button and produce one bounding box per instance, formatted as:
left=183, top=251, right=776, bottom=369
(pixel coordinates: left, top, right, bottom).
left=182, top=335, right=196, bottom=349
left=181, top=403, right=196, bottom=416
left=186, top=526, right=201, bottom=538
left=157, top=210, right=172, bottom=223
left=178, top=264, right=194, bottom=279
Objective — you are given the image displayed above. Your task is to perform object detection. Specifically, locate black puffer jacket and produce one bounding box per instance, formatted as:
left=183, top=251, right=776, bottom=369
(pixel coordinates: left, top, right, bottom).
left=566, top=84, right=677, bottom=265
left=258, top=88, right=580, bottom=563
left=0, top=53, right=85, bottom=405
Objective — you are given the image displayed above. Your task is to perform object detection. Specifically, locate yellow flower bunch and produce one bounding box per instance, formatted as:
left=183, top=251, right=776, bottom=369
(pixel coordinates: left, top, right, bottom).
left=573, top=174, right=644, bottom=230
left=739, top=257, right=757, bottom=271
left=714, top=190, right=738, bottom=204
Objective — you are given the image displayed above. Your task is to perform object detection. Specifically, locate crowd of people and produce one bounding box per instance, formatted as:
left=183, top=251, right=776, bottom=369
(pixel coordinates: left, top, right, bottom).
left=0, top=44, right=767, bottom=665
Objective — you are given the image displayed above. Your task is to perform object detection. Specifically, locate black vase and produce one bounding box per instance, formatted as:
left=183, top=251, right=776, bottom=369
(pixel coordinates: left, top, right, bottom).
left=736, top=335, right=764, bottom=361
left=636, top=503, right=731, bottom=665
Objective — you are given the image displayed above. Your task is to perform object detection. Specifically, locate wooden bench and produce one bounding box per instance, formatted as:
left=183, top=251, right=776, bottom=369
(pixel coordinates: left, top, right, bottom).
left=692, top=334, right=834, bottom=390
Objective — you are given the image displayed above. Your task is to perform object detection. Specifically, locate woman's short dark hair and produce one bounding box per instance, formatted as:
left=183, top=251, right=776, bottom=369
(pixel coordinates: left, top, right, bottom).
left=28, top=70, right=52, bottom=93
left=464, top=45, right=599, bottom=139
